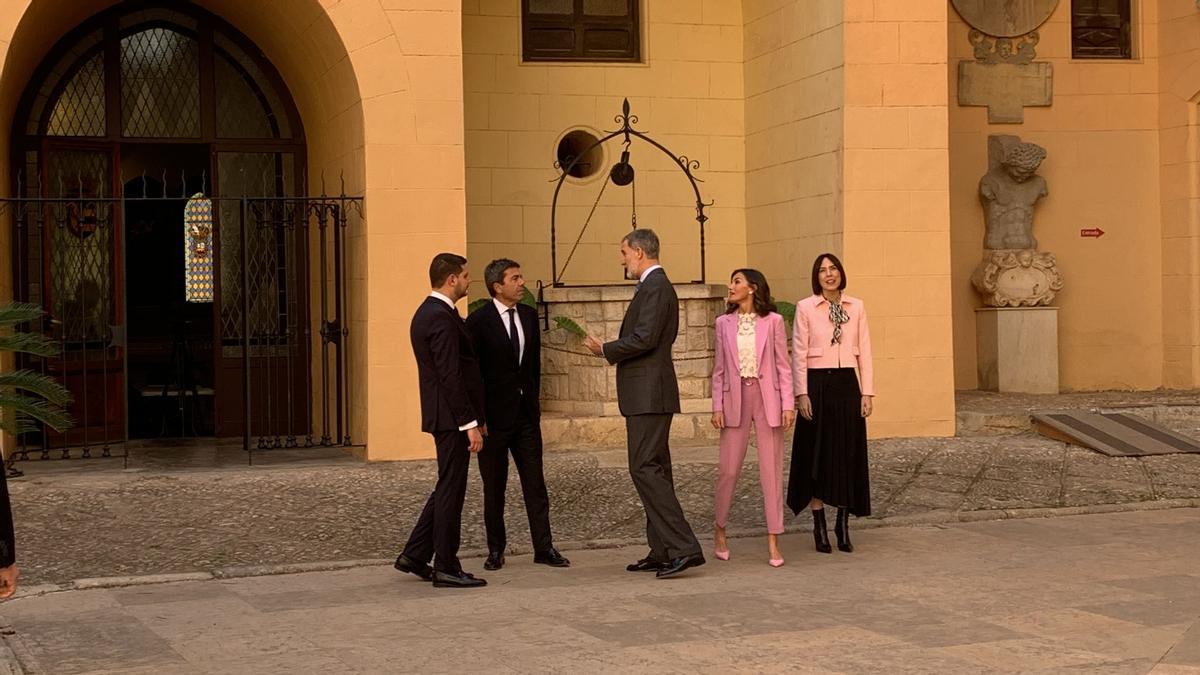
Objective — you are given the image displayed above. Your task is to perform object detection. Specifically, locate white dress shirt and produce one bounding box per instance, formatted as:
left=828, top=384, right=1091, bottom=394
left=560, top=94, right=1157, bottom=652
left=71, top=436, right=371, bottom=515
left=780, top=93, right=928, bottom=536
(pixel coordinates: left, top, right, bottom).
left=493, top=297, right=525, bottom=365
left=639, top=264, right=663, bottom=283
left=427, top=291, right=477, bottom=431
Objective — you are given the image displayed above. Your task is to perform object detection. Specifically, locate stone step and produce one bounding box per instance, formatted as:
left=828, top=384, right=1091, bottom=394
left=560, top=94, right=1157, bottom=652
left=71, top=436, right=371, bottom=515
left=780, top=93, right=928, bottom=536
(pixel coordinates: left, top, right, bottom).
left=957, top=403, right=1200, bottom=438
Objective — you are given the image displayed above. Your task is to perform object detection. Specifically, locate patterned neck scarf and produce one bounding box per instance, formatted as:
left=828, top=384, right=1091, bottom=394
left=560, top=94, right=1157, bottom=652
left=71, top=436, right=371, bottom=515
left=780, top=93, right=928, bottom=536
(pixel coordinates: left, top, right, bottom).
left=827, top=295, right=849, bottom=345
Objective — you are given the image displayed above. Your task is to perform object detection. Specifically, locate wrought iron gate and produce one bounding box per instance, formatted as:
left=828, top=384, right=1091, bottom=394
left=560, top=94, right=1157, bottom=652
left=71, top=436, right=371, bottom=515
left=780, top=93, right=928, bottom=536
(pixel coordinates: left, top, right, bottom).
left=2, top=185, right=363, bottom=466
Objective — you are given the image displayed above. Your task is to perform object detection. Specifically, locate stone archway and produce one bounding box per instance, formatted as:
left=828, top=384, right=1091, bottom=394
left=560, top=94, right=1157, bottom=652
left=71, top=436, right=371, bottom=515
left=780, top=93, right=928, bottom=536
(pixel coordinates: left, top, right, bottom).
left=0, top=0, right=470, bottom=459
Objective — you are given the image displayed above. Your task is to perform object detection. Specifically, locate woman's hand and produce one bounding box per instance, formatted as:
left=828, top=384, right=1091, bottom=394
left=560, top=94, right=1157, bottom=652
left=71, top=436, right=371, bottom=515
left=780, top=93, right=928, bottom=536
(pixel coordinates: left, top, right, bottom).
left=711, top=412, right=725, bottom=430
left=782, top=410, right=796, bottom=430
left=861, top=396, right=874, bottom=418
left=797, top=395, right=813, bottom=421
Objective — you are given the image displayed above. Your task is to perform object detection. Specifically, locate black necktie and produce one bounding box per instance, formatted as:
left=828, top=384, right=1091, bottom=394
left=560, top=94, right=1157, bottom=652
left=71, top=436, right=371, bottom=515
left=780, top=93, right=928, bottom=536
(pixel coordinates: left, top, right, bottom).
left=507, top=308, right=520, bottom=364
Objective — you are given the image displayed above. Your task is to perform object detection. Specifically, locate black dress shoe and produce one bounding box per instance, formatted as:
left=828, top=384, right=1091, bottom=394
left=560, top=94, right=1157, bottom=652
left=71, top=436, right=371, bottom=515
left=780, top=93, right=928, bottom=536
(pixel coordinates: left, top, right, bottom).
left=534, top=548, right=571, bottom=567
left=432, top=570, right=488, bottom=588
left=626, top=557, right=666, bottom=572
left=393, top=554, right=434, bottom=581
left=483, top=551, right=505, bottom=571
left=655, top=553, right=706, bottom=579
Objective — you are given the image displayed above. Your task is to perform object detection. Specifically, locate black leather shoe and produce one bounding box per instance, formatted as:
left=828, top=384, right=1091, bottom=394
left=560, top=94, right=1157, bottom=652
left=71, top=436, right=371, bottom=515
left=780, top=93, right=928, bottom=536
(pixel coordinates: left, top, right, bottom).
left=655, top=553, right=706, bottom=579
left=812, top=508, right=833, bottom=554
left=534, top=548, right=571, bottom=567
left=432, top=570, right=488, bottom=588
left=626, top=557, right=666, bottom=572
left=835, top=508, right=854, bottom=553
left=393, top=554, right=434, bottom=581
left=483, top=551, right=505, bottom=571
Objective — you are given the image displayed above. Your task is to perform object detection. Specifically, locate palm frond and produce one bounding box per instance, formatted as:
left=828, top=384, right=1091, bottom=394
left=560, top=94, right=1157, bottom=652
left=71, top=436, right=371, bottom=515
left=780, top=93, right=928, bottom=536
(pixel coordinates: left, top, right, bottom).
left=0, top=394, right=73, bottom=434
left=520, top=288, right=537, bottom=309
left=773, top=299, right=796, bottom=327
left=467, top=297, right=490, bottom=315
left=553, top=316, right=587, bottom=338
left=0, top=331, right=61, bottom=358
left=0, top=369, right=73, bottom=404
left=0, top=303, right=45, bottom=328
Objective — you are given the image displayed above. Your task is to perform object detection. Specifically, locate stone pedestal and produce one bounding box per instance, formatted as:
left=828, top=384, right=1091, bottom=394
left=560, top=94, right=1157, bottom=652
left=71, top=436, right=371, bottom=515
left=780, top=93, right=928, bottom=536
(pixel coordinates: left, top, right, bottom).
left=975, top=306, right=1059, bottom=394
left=540, top=283, right=726, bottom=416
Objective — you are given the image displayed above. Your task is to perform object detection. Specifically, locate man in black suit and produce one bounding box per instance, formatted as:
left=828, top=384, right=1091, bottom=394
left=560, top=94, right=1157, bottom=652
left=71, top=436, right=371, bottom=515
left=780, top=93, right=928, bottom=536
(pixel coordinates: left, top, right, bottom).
left=394, top=253, right=488, bottom=589
left=0, top=463, right=17, bottom=599
left=584, top=229, right=704, bottom=578
left=465, top=259, right=569, bottom=571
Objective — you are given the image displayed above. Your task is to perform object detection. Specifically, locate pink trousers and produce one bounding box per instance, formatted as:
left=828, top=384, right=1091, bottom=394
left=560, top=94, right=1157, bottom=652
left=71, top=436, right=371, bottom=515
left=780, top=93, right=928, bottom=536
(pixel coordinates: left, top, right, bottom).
left=714, top=378, right=786, bottom=535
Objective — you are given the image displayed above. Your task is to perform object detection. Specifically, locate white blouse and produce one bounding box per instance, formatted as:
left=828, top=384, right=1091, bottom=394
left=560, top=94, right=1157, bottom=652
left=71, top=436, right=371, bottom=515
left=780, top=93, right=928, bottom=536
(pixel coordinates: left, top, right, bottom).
left=736, top=313, right=758, bottom=379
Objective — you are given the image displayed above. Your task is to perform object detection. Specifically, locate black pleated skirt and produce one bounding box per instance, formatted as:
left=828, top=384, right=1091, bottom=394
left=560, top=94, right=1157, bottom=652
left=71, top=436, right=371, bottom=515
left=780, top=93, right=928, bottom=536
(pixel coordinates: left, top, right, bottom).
left=787, top=367, right=871, bottom=517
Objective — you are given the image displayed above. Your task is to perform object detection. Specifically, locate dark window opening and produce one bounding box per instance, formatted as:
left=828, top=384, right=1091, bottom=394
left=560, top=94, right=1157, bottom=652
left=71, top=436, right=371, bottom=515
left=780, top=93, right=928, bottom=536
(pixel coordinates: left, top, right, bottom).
left=556, top=129, right=603, bottom=178
left=1071, top=0, right=1132, bottom=59
left=523, top=0, right=640, bottom=63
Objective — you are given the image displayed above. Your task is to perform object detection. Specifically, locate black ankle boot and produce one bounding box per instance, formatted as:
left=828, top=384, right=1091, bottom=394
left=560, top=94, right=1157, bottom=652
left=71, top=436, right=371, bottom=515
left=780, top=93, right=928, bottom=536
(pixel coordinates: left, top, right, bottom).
left=834, top=508, right=854, bottom=553
left=812, top=509, right=832, bottom=554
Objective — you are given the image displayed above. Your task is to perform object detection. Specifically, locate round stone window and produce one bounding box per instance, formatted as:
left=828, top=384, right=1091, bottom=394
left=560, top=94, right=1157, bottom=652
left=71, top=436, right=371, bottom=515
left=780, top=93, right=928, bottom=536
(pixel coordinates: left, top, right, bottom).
left=556, top=129, right=604, bottom=180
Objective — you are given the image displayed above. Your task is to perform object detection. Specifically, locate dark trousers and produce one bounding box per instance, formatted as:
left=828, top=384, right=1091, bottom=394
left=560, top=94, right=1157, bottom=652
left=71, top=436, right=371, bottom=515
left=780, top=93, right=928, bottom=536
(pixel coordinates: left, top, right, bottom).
left=477, top=408, right=553, bottom=554
left=626, top=413, right=701, bottom=561
left=401, top=429, right=471, bottom=573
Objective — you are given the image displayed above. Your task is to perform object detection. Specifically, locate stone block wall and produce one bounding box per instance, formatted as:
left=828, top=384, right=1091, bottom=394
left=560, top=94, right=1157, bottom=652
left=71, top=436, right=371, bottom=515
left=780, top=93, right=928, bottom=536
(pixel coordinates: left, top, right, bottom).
left=540, top=283, right=727, bottom=419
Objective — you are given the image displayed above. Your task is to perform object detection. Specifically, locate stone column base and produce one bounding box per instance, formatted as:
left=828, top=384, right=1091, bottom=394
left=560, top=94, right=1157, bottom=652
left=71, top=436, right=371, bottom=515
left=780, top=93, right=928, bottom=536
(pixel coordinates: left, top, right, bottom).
left=975, top=306, right=1059, bottom=394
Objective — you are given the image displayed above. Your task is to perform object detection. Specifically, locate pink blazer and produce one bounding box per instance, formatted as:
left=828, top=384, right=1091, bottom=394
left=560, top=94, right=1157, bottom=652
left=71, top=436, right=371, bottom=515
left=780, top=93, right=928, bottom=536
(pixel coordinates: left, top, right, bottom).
left=792, top=294, right=875, bottom=396
left=711, top=312, right=794, bottom=428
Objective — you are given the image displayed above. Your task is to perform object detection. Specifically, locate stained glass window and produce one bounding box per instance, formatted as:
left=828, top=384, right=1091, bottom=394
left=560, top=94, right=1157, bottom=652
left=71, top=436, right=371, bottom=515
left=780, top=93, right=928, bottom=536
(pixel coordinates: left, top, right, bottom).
left=184, top=193, right=214, bottom=303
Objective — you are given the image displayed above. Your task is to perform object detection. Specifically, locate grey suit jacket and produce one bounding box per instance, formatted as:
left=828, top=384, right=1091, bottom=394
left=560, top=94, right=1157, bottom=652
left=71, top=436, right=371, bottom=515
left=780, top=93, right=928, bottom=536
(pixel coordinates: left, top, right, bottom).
left=603, top=267, right=681, bottom=416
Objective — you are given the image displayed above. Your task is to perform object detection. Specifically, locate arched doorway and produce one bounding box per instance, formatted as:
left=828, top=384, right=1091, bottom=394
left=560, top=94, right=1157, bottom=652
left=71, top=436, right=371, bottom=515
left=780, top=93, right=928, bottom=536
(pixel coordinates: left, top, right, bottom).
left=6, top=1, right=354, bottom=460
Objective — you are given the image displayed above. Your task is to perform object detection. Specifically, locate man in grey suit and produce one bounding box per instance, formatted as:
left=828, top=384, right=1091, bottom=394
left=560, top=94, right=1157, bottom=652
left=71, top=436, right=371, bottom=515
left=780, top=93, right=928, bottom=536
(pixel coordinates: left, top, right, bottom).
left=585, top=229, right=705, bottom=578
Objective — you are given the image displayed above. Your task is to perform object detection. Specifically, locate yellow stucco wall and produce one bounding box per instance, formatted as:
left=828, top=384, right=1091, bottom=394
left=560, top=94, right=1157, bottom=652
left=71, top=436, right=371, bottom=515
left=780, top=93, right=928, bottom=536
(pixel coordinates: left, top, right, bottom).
left=744, top=0, right=844, bottom=304
left=949, top=1, right=1167, bottom=391
left=843, top=0, right=956, bottom=437
left=461, top=0, right=747, bottom=292
left=1157, top=0, right=1200, bottom=389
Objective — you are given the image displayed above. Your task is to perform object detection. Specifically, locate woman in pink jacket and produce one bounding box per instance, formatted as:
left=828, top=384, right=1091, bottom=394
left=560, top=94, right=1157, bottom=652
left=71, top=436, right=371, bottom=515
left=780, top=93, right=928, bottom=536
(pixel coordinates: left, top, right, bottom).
left=788, top=253, right=874, bottom=554
left=710, top=269, right=795, bottom=566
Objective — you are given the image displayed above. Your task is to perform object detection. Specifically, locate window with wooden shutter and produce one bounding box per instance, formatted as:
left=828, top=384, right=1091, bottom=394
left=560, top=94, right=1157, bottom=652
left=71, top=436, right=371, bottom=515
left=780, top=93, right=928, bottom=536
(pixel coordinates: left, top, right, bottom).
left=1071, top=0, right=1132, bottom=59
left=523, top=0, right=640, bottom=63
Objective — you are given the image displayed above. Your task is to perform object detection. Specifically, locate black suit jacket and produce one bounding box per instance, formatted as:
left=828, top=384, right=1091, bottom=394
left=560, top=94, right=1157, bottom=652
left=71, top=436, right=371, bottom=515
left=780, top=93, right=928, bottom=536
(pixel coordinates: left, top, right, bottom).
left=466, top=301, right=540, bottom=430
left=603, top=267, right=681, bottom=416
left=410, top=296, right=485, bottom=433
left=0, top=466, right=13, bottom=568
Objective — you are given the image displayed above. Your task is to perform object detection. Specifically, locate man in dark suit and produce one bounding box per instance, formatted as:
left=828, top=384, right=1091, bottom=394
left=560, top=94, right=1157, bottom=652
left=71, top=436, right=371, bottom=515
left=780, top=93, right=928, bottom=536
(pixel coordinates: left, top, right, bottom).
left=0, top=462, right=17, bottom=599
left=465, top=259, right=568, bottom=571
left=394, top=253, right=488, bottom=589
left=584, top=229, right=704, bottom=578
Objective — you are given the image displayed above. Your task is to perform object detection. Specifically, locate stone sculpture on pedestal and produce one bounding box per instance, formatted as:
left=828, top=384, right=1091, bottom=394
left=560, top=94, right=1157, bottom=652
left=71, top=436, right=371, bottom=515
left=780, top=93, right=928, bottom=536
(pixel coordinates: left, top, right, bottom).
left=971, top=134, right=1063, bottom=307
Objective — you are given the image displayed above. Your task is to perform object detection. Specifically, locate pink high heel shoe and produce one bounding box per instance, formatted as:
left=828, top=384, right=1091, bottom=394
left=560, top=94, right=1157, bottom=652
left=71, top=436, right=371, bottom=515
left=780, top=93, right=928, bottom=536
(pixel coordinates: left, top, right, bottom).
left=769, top=557, right=785, bottom=567
left=715, top=548, right=730, bottom=561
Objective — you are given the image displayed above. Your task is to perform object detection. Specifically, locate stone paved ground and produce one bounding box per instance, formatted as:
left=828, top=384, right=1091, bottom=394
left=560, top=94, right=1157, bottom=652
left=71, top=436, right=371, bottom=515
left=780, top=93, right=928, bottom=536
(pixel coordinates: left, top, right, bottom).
left=8, top=421, right=1200, bottom=587
left=1, top=509, right=1199, bottom=673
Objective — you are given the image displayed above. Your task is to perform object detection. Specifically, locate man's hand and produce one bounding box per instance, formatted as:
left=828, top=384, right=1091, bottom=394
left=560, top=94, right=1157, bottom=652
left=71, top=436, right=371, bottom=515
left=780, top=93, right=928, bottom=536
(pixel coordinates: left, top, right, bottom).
left=583, top=336, right=605, bottom=357
left=782, top=409, right=796, bottom=430
left=0, top=564, right=19, bottom=599
left=711, top=412, right=725, bottom=430
left=797, top=394, right=813, bottom=421
left=861, top=396, right=874, bottom=418
left=467, top=427, right=484, bottom=453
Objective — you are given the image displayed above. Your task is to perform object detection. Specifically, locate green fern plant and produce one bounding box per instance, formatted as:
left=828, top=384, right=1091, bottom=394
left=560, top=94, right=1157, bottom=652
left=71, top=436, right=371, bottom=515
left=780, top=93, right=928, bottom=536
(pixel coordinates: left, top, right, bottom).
left=0, top=303, right=73, bottom=435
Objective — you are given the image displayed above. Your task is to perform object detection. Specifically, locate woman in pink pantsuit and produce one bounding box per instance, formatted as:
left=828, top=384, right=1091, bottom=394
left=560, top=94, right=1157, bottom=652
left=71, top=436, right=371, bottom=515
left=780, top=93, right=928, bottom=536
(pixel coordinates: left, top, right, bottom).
left=710, top=269, right=795, bottom=566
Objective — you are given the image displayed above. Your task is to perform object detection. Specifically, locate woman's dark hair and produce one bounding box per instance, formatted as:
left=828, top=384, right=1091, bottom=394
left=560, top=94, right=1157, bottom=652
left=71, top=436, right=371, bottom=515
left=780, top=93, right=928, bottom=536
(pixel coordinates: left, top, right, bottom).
left=725, top=268, right=775, bottom=317
left=810, top=253, right=847, bottom=296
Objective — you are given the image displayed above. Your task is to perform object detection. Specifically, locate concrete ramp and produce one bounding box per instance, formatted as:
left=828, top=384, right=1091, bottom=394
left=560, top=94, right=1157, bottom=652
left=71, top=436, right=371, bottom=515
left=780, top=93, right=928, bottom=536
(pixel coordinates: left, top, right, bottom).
left=1033, top=411, right=1200, bottom=457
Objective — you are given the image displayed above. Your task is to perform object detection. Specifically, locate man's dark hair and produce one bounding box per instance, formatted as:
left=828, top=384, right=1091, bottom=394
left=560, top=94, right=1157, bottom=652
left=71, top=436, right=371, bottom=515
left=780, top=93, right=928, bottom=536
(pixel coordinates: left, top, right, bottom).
left=429, top=253, right=467, bottom=288
left=622, top=228, right=660, bottom=259
left=724, top=268, right=775, bottom=317
left=484, top=258, right=520, bottom=297
left=810, top=252, right=848, bottom=296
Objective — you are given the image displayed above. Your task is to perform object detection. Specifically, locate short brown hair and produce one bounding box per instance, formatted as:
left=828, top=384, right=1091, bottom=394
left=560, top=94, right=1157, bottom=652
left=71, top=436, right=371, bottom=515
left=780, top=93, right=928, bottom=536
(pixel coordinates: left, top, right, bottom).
left=429, top=253, right=467, bottom=288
